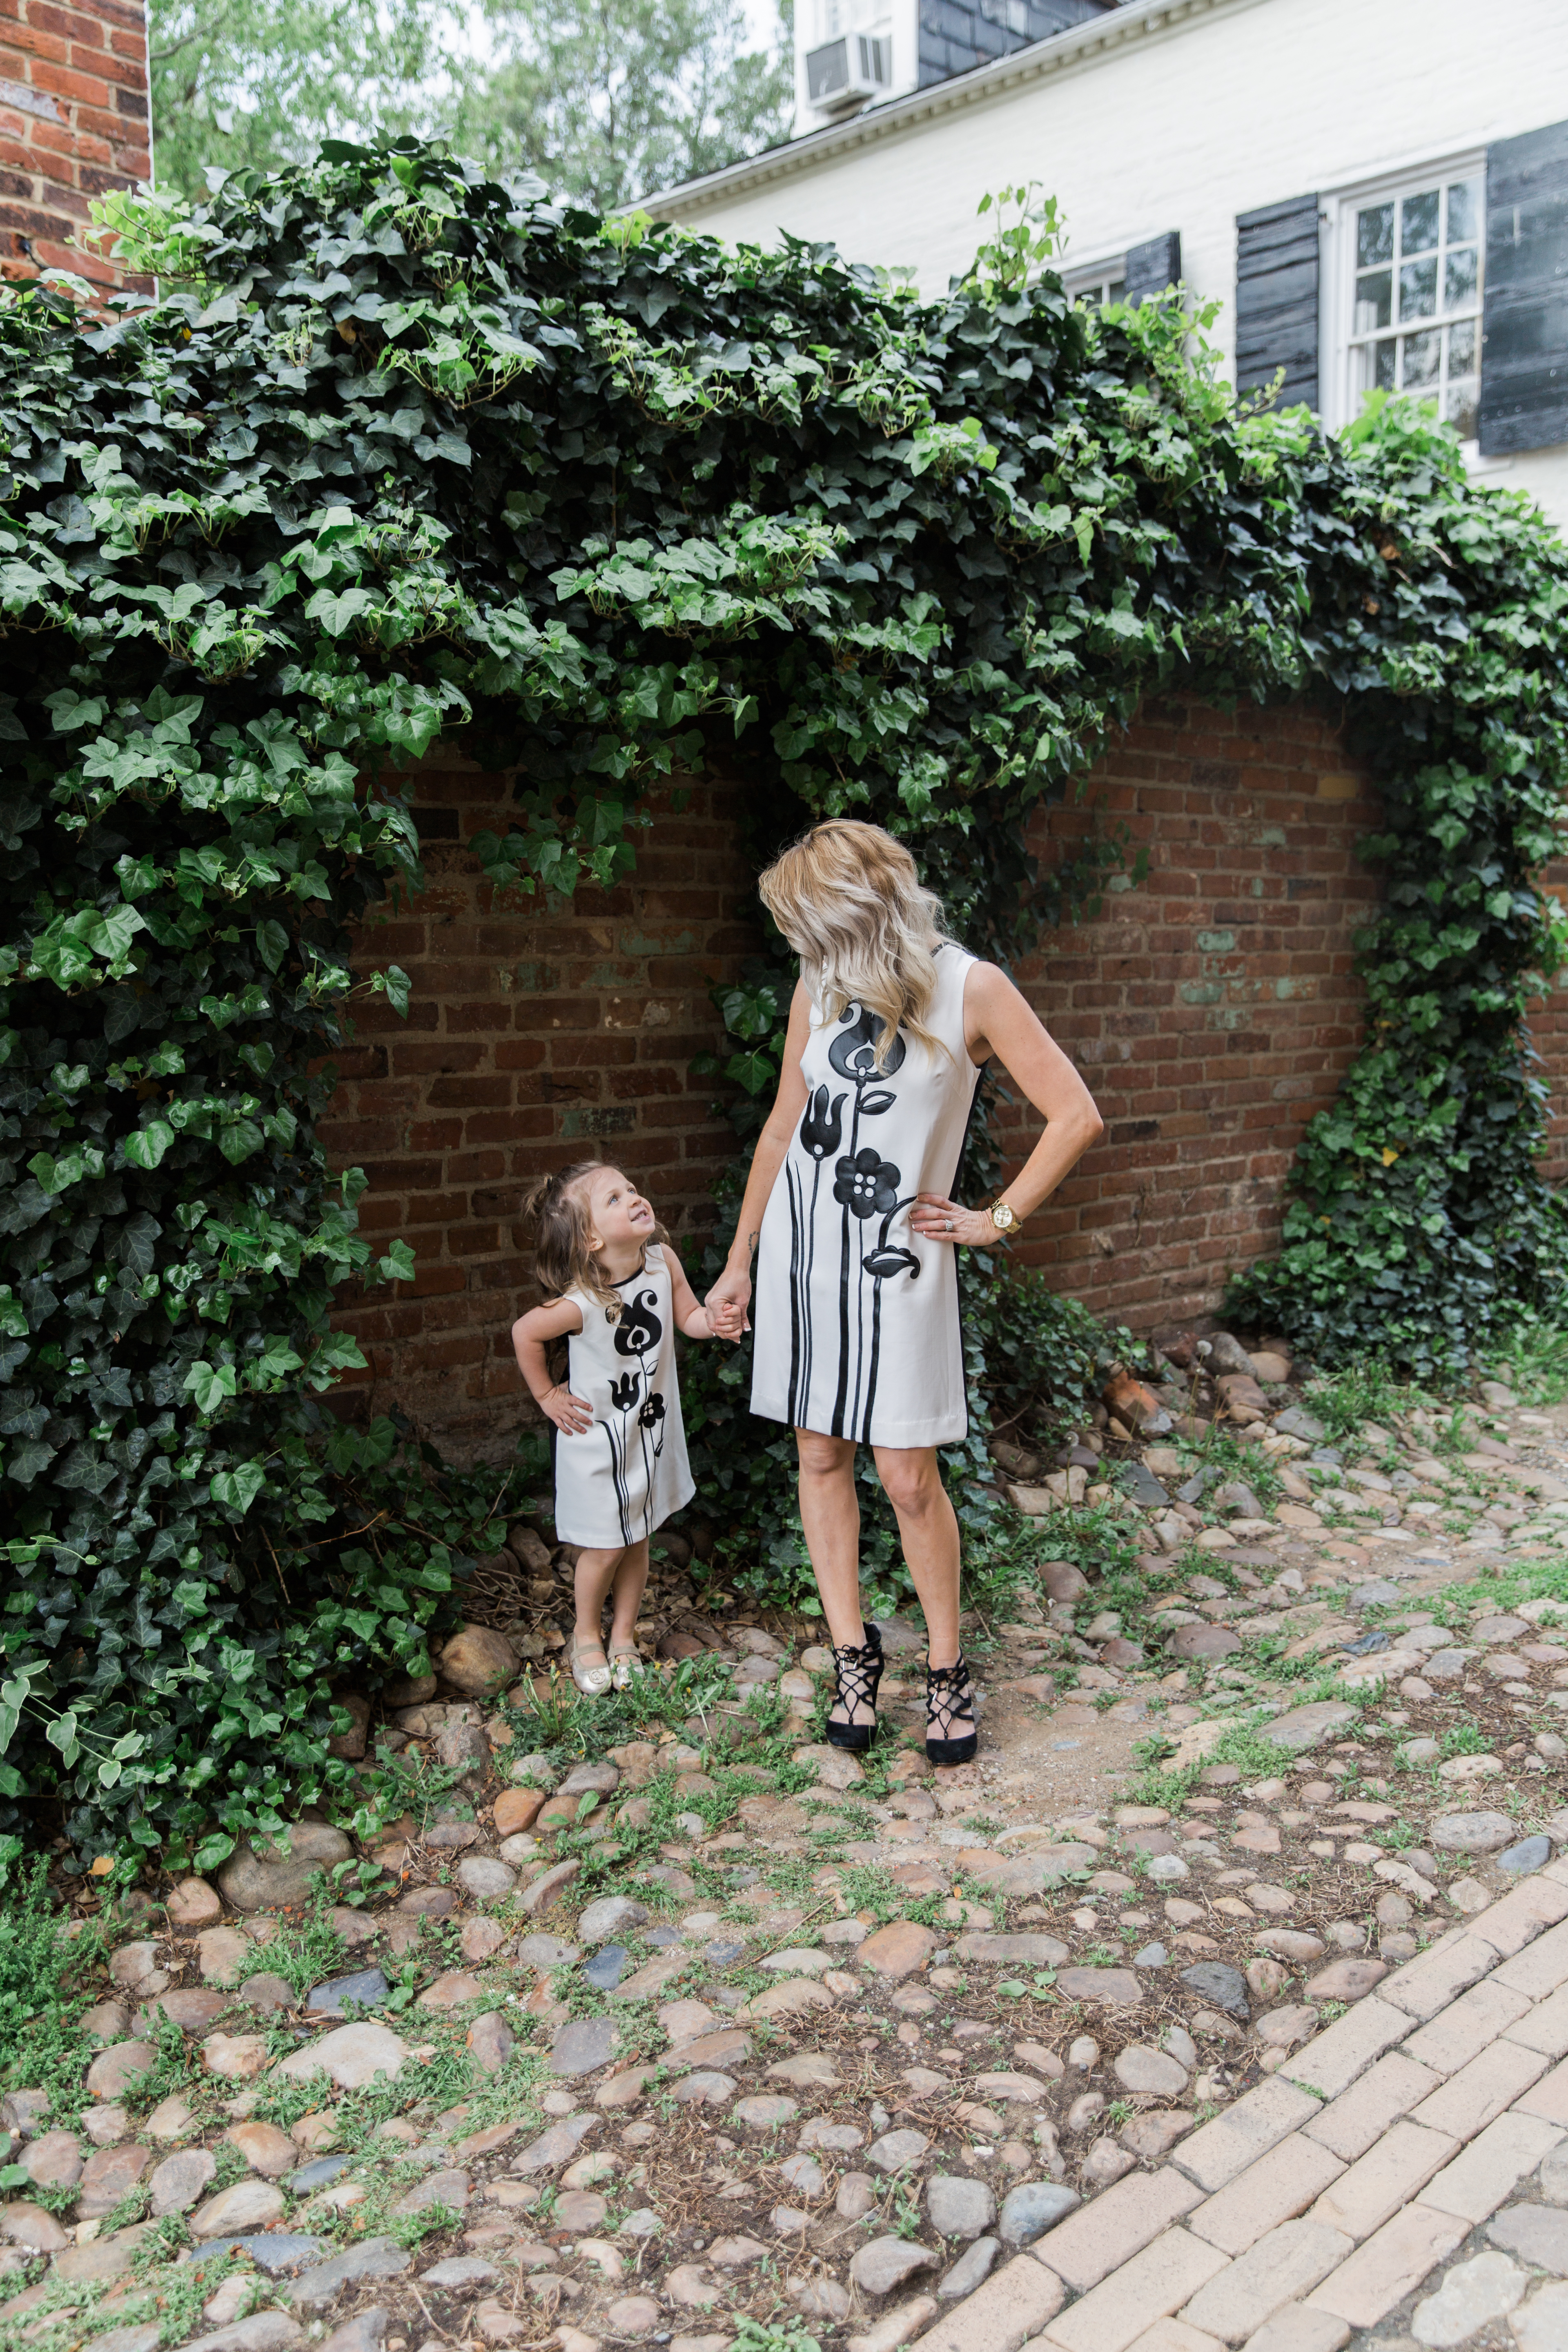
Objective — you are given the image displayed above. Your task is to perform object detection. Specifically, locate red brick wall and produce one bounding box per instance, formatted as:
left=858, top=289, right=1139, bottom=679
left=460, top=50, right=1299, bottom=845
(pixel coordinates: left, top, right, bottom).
left=322, top=699, right=1568, bottom=1453
left=1, top=0, right=149, bottom=287
left=1526, top=859, right=1568, bottom=1189
left=317, top=749, right=764, bottom=1455
left=1000, top=697, right=1381, bottom=1335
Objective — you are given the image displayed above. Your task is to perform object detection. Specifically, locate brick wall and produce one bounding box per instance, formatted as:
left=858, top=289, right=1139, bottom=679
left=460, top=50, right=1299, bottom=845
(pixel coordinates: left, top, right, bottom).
left=1526, top=862, right=1568, bottom=1190
left=321, top=698, right=1567, bottom=1454
left=317, top=749, right=764, bottom=1455
left=1, top=0, right=149, bottom=287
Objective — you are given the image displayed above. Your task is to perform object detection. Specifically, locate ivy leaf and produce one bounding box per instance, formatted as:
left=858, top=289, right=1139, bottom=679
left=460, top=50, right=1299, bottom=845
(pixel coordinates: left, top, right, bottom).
left=210, top=1464, right=265, bottom=1515
left=123, top=1120, right=175, bottom=1170
left=184, top=1361, right=238, bottom=1415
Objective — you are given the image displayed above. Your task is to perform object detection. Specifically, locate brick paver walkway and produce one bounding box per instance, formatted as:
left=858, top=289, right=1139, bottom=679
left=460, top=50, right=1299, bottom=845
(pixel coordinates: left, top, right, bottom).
left=920, top=1864, right=1568, bottom=2352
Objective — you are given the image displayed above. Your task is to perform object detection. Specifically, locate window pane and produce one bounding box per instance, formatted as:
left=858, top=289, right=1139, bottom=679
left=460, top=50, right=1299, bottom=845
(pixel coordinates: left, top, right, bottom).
left=1445, top=245, right=1478, bottom=310
left=1106, top=278, right=1125, bottom=303
left=1375, top=340, right=1396, bottom=391
left=1446, top=379, right=1479, bottom=439
left=1400, top=257, right=1438, bottom=320
left=1448, top=319, right=1477, bottom=373
left=1447, top=180, right=1478, bottom=243
left=1357, top=203, right=1394, bottom=267
left=1354, top=269, right=1392, bottom=333
left=1401, top=189, right=1440, bottom=254
left=1402, top=329, right=1441, bottom=387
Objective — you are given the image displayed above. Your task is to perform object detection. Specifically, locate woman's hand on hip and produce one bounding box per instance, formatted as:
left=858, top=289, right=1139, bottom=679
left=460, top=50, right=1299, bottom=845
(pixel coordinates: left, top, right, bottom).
left=910, top=1194, right=994, bottom=1247
left=704, top=1265, right=752, bottom=1338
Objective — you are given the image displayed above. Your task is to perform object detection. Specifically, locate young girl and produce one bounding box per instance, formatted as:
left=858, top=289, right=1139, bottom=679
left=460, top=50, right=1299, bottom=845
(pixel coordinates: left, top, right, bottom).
left=512, top=1163, right=737, bottom=1697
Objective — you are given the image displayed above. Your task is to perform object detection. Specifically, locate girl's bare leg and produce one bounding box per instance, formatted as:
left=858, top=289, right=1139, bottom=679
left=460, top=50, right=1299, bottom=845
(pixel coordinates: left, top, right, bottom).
left=573, top=1546, right=625, bottom=1667
left=607, top=1538, right=650, bottom=1652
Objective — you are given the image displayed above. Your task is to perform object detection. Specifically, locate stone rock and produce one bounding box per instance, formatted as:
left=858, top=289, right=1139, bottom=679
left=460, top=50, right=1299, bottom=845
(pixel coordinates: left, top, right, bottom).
left=494, top=1788, right=547, bottom=1838
left=1256, top=1931, right=1327, bottom=1964
left=22, top=2129, right=82, bottom=2187
left=999, top=2182, right=1079, bottom=2245
left=150, top=2147, right=216, bottom=2214
left=859, top=1922, right=935, bottom=1979
left=1412, top=2252, right=1527, bottom=2347
left=1120, top=2111, right=1194, bottom=2162
left=551, top=2017, right=618, bottom=2077
left=1256, top=2003, right=1318, bottom=2049
left=1515, top=2285, right=1568, bottom=2352
left=1113, top=2045, right=1188, bottom=2096
left=579, top=1897, right=648, bottom=1942
left=192, top=2179, right=287, bottom=2238
left=1501, top=1836, right=1554, bottom=1876
left=318, top=2315, right=389, bottom=2352
left=218, top=1823, right=352, bottom=1914
left=238, top=1974, right=296, bottom=2016
left=1432, top=1811, right=1518, bottom=1853
left=522, top=1860, right=580, bottom=1914
left=1260, top=1701, right=1357, bottom=1754
left=183, top=2322, right=305, bottom=2352
left=1083, top=2138, right=1138, bottom=2188
left=275, top=2022, right=410, bottom=2089
left=439, top=1626, right=519, bottom=1696
left=867, top=2129, right=929, bottom=2174
left=0, top=2201, right=69, bottom=2252
left=227, top=2121, right=298, bottom=2177
left=166, top=1879, right=224, bottom=1929
left=1304, top=1958, right=1387, bottom=2002
left=1489, top=2206, right=1568, bottom=2273
left=604, top=2297, right=660, bottom=2336
left=86, top=2040, right=157, bottom=2100
left=461, top=1918, right=508, bottom=1966
left=733, top=2095, right=800, bottom=2130
left=286, top=2238, right=413, bottom=2314
left=79, top=2141, right=151, bottom=2217
left=798, top=2280, right=854, bottom=2322
left=457, top=1857, right=517, bottom=1903
left=197, top=1927, right=249, bottom=1985
left=849, top=2239, right=938, bottom=2297
left=203, top=2034, right=272, bottom=2081
left=512, top=2114, right=600, bottom=2175
left=938, top=2237, right=999, bottom=2299
left=1179, top=1962, right=1250, bottom=2018
left=327, top=1692, right=372, bottom=1761
left=956, top=1932, right=1069, bottom=1967
left=436, top=1719, right=491, bottom=1773
left=1055, top=1968, right=1143, bottom=2006
left=468, top=2013, right=515, bottom=2075
left=1171, top=1625, right=1243, bottom=1659
left=307, top=1969, right=389, bottom=2018
left=146, top=1987, right=230, bottom=2035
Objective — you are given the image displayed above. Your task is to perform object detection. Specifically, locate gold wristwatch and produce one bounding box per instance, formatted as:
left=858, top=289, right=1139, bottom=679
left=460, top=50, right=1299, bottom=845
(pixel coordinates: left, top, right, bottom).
left=988, top=1199, right=1018, bottom=1236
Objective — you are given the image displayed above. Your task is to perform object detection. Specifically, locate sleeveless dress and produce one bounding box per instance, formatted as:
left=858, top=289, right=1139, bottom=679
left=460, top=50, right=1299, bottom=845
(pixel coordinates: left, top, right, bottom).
left=553, top=1243, right=695, bottom=1546
left=751, top=945, right=981, bottom=1447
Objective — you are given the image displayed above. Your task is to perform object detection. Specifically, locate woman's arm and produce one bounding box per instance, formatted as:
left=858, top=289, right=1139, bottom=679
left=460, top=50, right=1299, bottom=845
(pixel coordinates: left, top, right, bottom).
left=704, top=980, right=813, bottom=1333
left=909, top=961, right=1103, bottom=1247
left=662, top=1243, right=737, bottom=1339
left=511, top=1296, right=591, bottom=1433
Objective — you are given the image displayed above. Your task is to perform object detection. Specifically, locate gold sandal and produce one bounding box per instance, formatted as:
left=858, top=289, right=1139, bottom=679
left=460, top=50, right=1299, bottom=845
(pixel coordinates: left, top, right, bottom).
left=569, top=1635, right=612, bottom=1697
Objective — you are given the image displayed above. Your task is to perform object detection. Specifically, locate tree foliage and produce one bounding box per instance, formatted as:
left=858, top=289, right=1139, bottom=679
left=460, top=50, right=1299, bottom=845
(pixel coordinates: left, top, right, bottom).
left=2, top=143, right=1566, bottom=1867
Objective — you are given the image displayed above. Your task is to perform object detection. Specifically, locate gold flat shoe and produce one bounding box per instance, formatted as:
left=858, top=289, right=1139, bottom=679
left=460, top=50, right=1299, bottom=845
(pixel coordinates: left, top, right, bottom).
left=569, top=1636, right=612, bottom=1697
left=609, top=1646, right=644, bottom=1691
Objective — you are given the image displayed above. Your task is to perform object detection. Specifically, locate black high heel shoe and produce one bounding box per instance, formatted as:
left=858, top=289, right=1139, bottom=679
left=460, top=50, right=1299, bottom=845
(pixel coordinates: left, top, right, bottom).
left=926, top=1654, right=978, bottom=1766
left=825, top=1622, right=884, bottom=1753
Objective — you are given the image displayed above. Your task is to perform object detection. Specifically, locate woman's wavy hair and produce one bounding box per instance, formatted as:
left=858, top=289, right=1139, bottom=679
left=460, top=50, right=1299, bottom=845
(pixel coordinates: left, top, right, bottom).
left=758, top=818, right=956, bottom=1066
left=521, top=1162, right=667, bottom=1322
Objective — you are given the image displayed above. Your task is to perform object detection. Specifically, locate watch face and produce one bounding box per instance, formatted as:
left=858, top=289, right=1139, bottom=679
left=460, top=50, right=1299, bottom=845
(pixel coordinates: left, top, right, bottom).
left=993, top=1203, right=1015, bottom=1230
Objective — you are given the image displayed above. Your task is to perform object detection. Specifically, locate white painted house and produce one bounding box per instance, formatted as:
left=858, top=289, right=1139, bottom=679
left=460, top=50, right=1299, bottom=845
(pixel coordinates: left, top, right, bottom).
left=639, top=0, right=1568, bottom=530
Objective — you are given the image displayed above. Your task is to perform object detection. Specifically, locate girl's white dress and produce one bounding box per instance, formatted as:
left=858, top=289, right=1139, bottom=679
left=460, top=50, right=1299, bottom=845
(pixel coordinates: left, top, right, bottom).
left=751, top=944, right=982, bottom=1447
left=553, top=1243, right=694, bottom=1546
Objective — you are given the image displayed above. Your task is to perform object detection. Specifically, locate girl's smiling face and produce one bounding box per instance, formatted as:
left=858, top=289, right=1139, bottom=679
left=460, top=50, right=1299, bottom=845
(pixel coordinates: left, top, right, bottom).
left=583, top=1167, right=655, bottom=1259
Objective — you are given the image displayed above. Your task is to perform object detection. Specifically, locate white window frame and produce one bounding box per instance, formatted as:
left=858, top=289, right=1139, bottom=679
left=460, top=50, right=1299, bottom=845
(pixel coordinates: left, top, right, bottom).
left=1063, top=254, right=1127, bottom=308
left=1320, top=145, right=1486, bottom=448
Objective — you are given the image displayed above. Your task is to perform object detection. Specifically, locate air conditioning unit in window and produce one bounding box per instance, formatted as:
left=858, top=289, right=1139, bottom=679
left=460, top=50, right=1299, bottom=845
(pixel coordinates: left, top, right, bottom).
left=805, top=32, right=892, bottom=108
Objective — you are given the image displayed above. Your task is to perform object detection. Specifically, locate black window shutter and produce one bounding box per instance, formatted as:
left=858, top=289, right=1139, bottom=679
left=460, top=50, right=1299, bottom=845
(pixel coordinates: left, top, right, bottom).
left=1124, top=232, right=1181, bottom=304
left=1235, top=194, right=1320, bottom=408
left=1480, top=118, right=1568, bottom=455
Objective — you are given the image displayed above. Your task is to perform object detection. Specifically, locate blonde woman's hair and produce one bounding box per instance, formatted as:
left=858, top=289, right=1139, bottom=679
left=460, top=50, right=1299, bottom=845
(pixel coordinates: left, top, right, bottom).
left=758, top=819, right=955, bottom=1065
left=522, top=1163, right=668, bottom=1321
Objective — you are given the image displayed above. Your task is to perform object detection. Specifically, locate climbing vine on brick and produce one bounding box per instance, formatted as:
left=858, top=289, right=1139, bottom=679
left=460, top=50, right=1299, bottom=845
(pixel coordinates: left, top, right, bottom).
left=2, top=145, right=1566, bottom=1866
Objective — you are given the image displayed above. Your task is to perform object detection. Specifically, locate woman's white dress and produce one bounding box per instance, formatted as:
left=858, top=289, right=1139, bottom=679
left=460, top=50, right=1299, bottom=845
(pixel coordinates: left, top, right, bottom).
left=751, top=945, right=981, bottom=1447
left=553, top=1244, right=694, bottom=1546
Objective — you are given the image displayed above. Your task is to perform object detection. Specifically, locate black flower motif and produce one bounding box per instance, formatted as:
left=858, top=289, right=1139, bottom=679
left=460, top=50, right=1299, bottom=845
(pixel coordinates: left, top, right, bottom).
left=828, top=1004, right=906, bottom=1081
left=862, top=1245, right=921, bottom=1280
left=799, top=1084, right=846, bottom=1159
left=639, top=1391, right=666, bottom=1430
left=834, top=1148, right=901, bottom=1220
left=609, top=1370, right=641, bottom=1411
left=615, top=1288, right=663, bottom=1356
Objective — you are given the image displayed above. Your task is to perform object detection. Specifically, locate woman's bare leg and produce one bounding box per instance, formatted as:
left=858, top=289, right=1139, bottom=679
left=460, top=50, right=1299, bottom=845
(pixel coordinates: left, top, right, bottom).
left=794, top=1428, right=865, bottom=1650
left=872, top=1443, right=961, bottom=1668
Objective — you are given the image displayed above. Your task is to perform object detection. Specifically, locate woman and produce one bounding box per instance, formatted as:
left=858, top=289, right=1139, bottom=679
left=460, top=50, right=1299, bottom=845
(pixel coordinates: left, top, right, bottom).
left=705, top=819, right=1104, bottom=1766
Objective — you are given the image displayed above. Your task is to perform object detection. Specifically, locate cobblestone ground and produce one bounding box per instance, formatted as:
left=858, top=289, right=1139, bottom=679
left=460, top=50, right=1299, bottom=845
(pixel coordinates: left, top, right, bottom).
left=5, top=1350, right=1568, bottom=2352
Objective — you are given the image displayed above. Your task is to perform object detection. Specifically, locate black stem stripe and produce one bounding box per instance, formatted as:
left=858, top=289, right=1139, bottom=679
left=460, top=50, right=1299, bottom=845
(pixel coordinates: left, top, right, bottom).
left=785, top=1157, right=802, bottom=1428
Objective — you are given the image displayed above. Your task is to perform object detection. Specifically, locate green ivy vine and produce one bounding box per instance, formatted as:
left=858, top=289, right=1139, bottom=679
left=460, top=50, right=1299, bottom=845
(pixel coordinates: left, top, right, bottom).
left=2, top=143, right=1566, bottom=1866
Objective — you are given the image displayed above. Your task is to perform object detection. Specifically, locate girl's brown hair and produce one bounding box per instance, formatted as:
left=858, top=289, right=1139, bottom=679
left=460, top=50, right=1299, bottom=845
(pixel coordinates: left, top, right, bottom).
left=522, top=1162, right=670, bottom=1318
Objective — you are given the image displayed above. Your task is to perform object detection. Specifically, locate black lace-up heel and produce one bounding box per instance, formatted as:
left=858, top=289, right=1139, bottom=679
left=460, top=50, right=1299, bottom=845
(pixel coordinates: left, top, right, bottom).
left=825, top=1622, right=884, bottom=1753
left=926, top=1654, right=978, bottom=1766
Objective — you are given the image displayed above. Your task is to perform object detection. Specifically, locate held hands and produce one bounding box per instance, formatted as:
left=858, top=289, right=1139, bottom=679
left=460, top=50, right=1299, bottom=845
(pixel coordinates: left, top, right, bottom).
left=539, top=1381, right=593, bottom=1436
left=909, top=1193, right=996, bottom=1247
left=704, top=1267, right=752, bottom=1341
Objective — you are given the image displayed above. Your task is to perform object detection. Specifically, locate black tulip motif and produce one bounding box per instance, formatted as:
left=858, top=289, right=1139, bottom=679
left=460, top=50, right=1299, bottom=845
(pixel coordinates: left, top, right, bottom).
left=829, top=1004, right=906, bottom=1080
left=799, top=1085, right=846, bottom=1159
left=609, top=1370, right=641, bottom=1411
left=615, top=1289, right=663, bottom=1356
left=834, top=1149, right=902, bottom=1220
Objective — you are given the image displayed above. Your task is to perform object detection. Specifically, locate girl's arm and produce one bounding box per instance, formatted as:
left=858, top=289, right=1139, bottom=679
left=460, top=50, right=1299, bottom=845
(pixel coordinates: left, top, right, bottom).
left=704, top=980, right=813, bottom=1334
left=909, top=961, right=1103, bottom=1247
left=511, top=1297, right=592, bottom=1434
left=662, top=1244, right=740, bottom=1340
